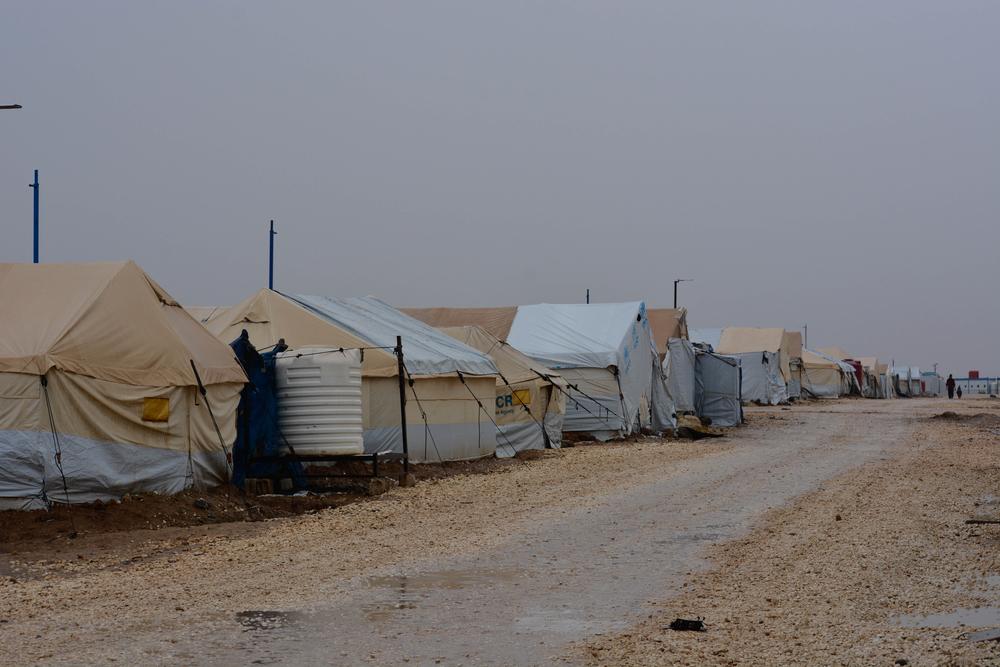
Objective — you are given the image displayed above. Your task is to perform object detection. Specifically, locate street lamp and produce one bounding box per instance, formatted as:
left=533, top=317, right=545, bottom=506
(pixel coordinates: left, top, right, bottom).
left=673, top=279, right=692, bottom=309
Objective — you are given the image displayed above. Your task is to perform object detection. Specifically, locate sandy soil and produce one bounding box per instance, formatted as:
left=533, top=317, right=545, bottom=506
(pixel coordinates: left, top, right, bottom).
left=581, top=397, right=1000, bottom=666
left=0, top=434, right=734, bottom=665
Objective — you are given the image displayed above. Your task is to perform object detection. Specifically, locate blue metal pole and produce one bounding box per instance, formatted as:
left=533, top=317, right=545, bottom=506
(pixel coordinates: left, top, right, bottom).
left=30, top=170, right=39, bottom=263
left=268, top=220, right=275, bottom=290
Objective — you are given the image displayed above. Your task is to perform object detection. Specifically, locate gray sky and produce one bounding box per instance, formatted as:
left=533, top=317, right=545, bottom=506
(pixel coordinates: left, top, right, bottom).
left=2, top=1, right=998, bottom=377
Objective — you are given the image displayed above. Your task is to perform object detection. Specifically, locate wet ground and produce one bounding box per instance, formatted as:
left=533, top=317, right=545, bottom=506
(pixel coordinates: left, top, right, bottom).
left=153, top=404, right=913, bottom=666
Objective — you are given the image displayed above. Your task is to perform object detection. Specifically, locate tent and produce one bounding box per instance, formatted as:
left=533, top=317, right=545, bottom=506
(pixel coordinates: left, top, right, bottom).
left=646, top=308, right=689, bottom=359
left=800, top=348, right=846, bottom=398
left=186, top=306, right=227, bottom=325
left=695, top=350, right=742, bottom=427
left=714, top=328, right=791, bottom=405
left=0, top=261, right=246, bottom=510
left=689, top=328, right=723, bottom=350
left=663, top=338, right=742, bottom=427
left=852, top=357, right=882, bottom=398
left=506, top=302, right=674, bottom=439
left=401, top=307, right=518, bottom=341
left=664, top=338, right=697, bottom=413
left=438, top=326, right=567, bottom=456
left=783, top=331, right=804, bottom=399
left=206, top=290, right=499, bottom=462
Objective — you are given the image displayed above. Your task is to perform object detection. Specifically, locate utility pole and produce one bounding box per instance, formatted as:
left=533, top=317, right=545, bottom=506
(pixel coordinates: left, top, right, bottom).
left=29, top=170, right=39, bottom=263
left=673, top=279, right=692, bottom=309
left=586, top=289, right=590, bottom=304
left=268, top=220, right=276, bottom=290
left=803, top=324, right=808, bottom=349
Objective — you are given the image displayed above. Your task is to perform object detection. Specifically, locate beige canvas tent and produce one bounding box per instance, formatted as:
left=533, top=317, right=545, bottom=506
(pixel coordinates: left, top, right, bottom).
left=646, top=308, right=689, bottom=359
left=206, top=290, right=499, bottom=462
left=438, top=326, right=567, bottom=456
left=714, top=327, right=792, bottom=404
left=783, top=330, right=804, bottom=399
left=186, top=306, right=227, bottom=325
left=0, top=261, right=245, bottom=510
left=800, top=348, right=847, bottom=398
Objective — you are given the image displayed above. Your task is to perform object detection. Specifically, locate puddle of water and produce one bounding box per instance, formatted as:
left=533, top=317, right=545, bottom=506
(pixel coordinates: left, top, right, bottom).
left=236, top=609, right=303, bottom=633
left=897, top=607, right=1000, bottom=628
left=363, top=568, right=522, bottom=622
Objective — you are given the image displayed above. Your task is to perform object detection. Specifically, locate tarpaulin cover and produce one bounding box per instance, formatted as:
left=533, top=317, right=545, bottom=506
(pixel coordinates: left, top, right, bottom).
left=734, top=351, right=787, bottom=405
left=664, top=338, right=697, bottom=413
left=689, top=328, right=723, bottom=351
left=289, top=295, right=498, bottom=378
left=438, top=326, right=567, bottom=456
left=695, top=351, right=742, bottom=427
left=717, top=327, right=793, bottom=383
left=507, top=302, right=674, bottom=437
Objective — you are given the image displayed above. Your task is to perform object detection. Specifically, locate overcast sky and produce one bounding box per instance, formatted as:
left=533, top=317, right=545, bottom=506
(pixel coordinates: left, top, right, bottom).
left=2, top=1, right=997, bottom=376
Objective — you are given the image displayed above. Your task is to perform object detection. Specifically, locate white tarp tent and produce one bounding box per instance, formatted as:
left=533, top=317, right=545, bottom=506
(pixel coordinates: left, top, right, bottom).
left=207, top=290, right=500, bottom=462
left=506, top=302, right=674, bottom=440
left=0, top=262, right=246, bottom=510
left=438, top=326, right=567, bottom=457
left=695, top=350, right=742, bottom=427
left=664, top=338, right=697, bottom=414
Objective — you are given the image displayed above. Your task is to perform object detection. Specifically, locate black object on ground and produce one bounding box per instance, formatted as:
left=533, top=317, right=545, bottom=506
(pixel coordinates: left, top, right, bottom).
left=668, top=618, right=706, bottom=632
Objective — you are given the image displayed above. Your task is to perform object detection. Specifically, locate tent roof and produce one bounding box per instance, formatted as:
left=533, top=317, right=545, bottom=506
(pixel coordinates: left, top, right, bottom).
left=289, top=295, right=498, bottom=377
left=646, top=308, right=689, bottom=356
left=206, top=289, right=400, bottom=376
left=438, top=326, right=566, bottom=387
left=689, top=328, right=723, bottom=349
left=783, top=331, right=803, bottom=359
left=506, top=302, right=646, bottom=369
left=0, top=261, right=245, bottom=386
left=716, top=327, right=786, bottom=355
left=818, top=346, right=854, bottom=361
left=186, top=306, right=228, bottom=325
left=401, top=307, right=518, bottom=341
left=801, top=347, right=842, bottom=369
left=853, top=356, right=879, bottom=371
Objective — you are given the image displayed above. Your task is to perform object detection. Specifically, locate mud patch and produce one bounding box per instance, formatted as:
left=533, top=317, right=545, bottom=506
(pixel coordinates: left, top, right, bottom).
left=931, top=412, right=1000, bottom=427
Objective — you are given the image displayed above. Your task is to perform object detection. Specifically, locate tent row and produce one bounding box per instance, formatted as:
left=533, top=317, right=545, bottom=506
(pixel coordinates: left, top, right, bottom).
left=0, top=259, right=935, bottom=509
left=0, top=262, right=694, bottom=508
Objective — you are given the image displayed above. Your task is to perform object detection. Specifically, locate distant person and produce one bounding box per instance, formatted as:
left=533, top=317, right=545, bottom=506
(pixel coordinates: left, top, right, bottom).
left=946, top=374, right=956, bottom=399
left=957, top=386, right=963, bottom=399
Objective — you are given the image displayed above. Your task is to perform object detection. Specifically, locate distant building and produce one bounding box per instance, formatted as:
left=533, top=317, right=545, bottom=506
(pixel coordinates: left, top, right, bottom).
left=955, top=376, right=998, bottom=395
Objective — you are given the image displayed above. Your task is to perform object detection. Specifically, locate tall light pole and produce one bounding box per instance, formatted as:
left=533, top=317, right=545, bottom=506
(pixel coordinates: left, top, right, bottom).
left=268, top=220, right=276, bottom=290
left=29, top=170, right=39, bottom=263
left=803, top=324, right=808, bottom=349
left=673, top=279, right=692, bottom=309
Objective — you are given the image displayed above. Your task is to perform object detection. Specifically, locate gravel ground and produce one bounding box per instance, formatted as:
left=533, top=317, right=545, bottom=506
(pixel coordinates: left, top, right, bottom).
left=581, top=397, right=1000, bottom=666
left=0, top=435, right=734, bottom=665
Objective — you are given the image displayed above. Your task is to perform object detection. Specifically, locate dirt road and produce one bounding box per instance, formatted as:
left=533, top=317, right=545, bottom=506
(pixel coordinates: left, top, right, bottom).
left=1, top=398, right=997, bottom=665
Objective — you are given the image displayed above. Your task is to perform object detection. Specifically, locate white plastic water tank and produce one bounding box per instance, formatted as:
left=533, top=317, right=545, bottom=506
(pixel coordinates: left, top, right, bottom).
left=275, top=348, right=364, bottom=456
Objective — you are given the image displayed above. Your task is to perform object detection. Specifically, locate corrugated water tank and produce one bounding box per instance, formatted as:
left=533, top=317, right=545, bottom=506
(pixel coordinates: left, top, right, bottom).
left=275, top=348, right=364, bottom=455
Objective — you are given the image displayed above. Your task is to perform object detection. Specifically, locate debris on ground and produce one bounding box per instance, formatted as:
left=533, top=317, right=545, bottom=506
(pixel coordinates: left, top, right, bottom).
left=667, top=618, right=706, bottom=632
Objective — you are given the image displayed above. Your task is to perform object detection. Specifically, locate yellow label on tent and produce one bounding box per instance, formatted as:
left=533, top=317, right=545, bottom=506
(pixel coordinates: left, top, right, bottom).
left=512, top=389, right=531, bottom=407
left=142, top=397, right=170, bottom=422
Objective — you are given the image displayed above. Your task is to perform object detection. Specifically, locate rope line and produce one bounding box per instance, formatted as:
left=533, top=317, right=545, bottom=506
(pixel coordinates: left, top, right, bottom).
left=40, top=376, right=72, bottom=508
left=401, top=364, right=446, bottom=466
left=456, top=371, right=520, bottom=457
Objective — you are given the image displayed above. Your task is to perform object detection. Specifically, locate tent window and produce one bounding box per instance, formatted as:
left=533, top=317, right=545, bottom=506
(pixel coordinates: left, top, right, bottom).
left=142, top=397, right=170, bottom=422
